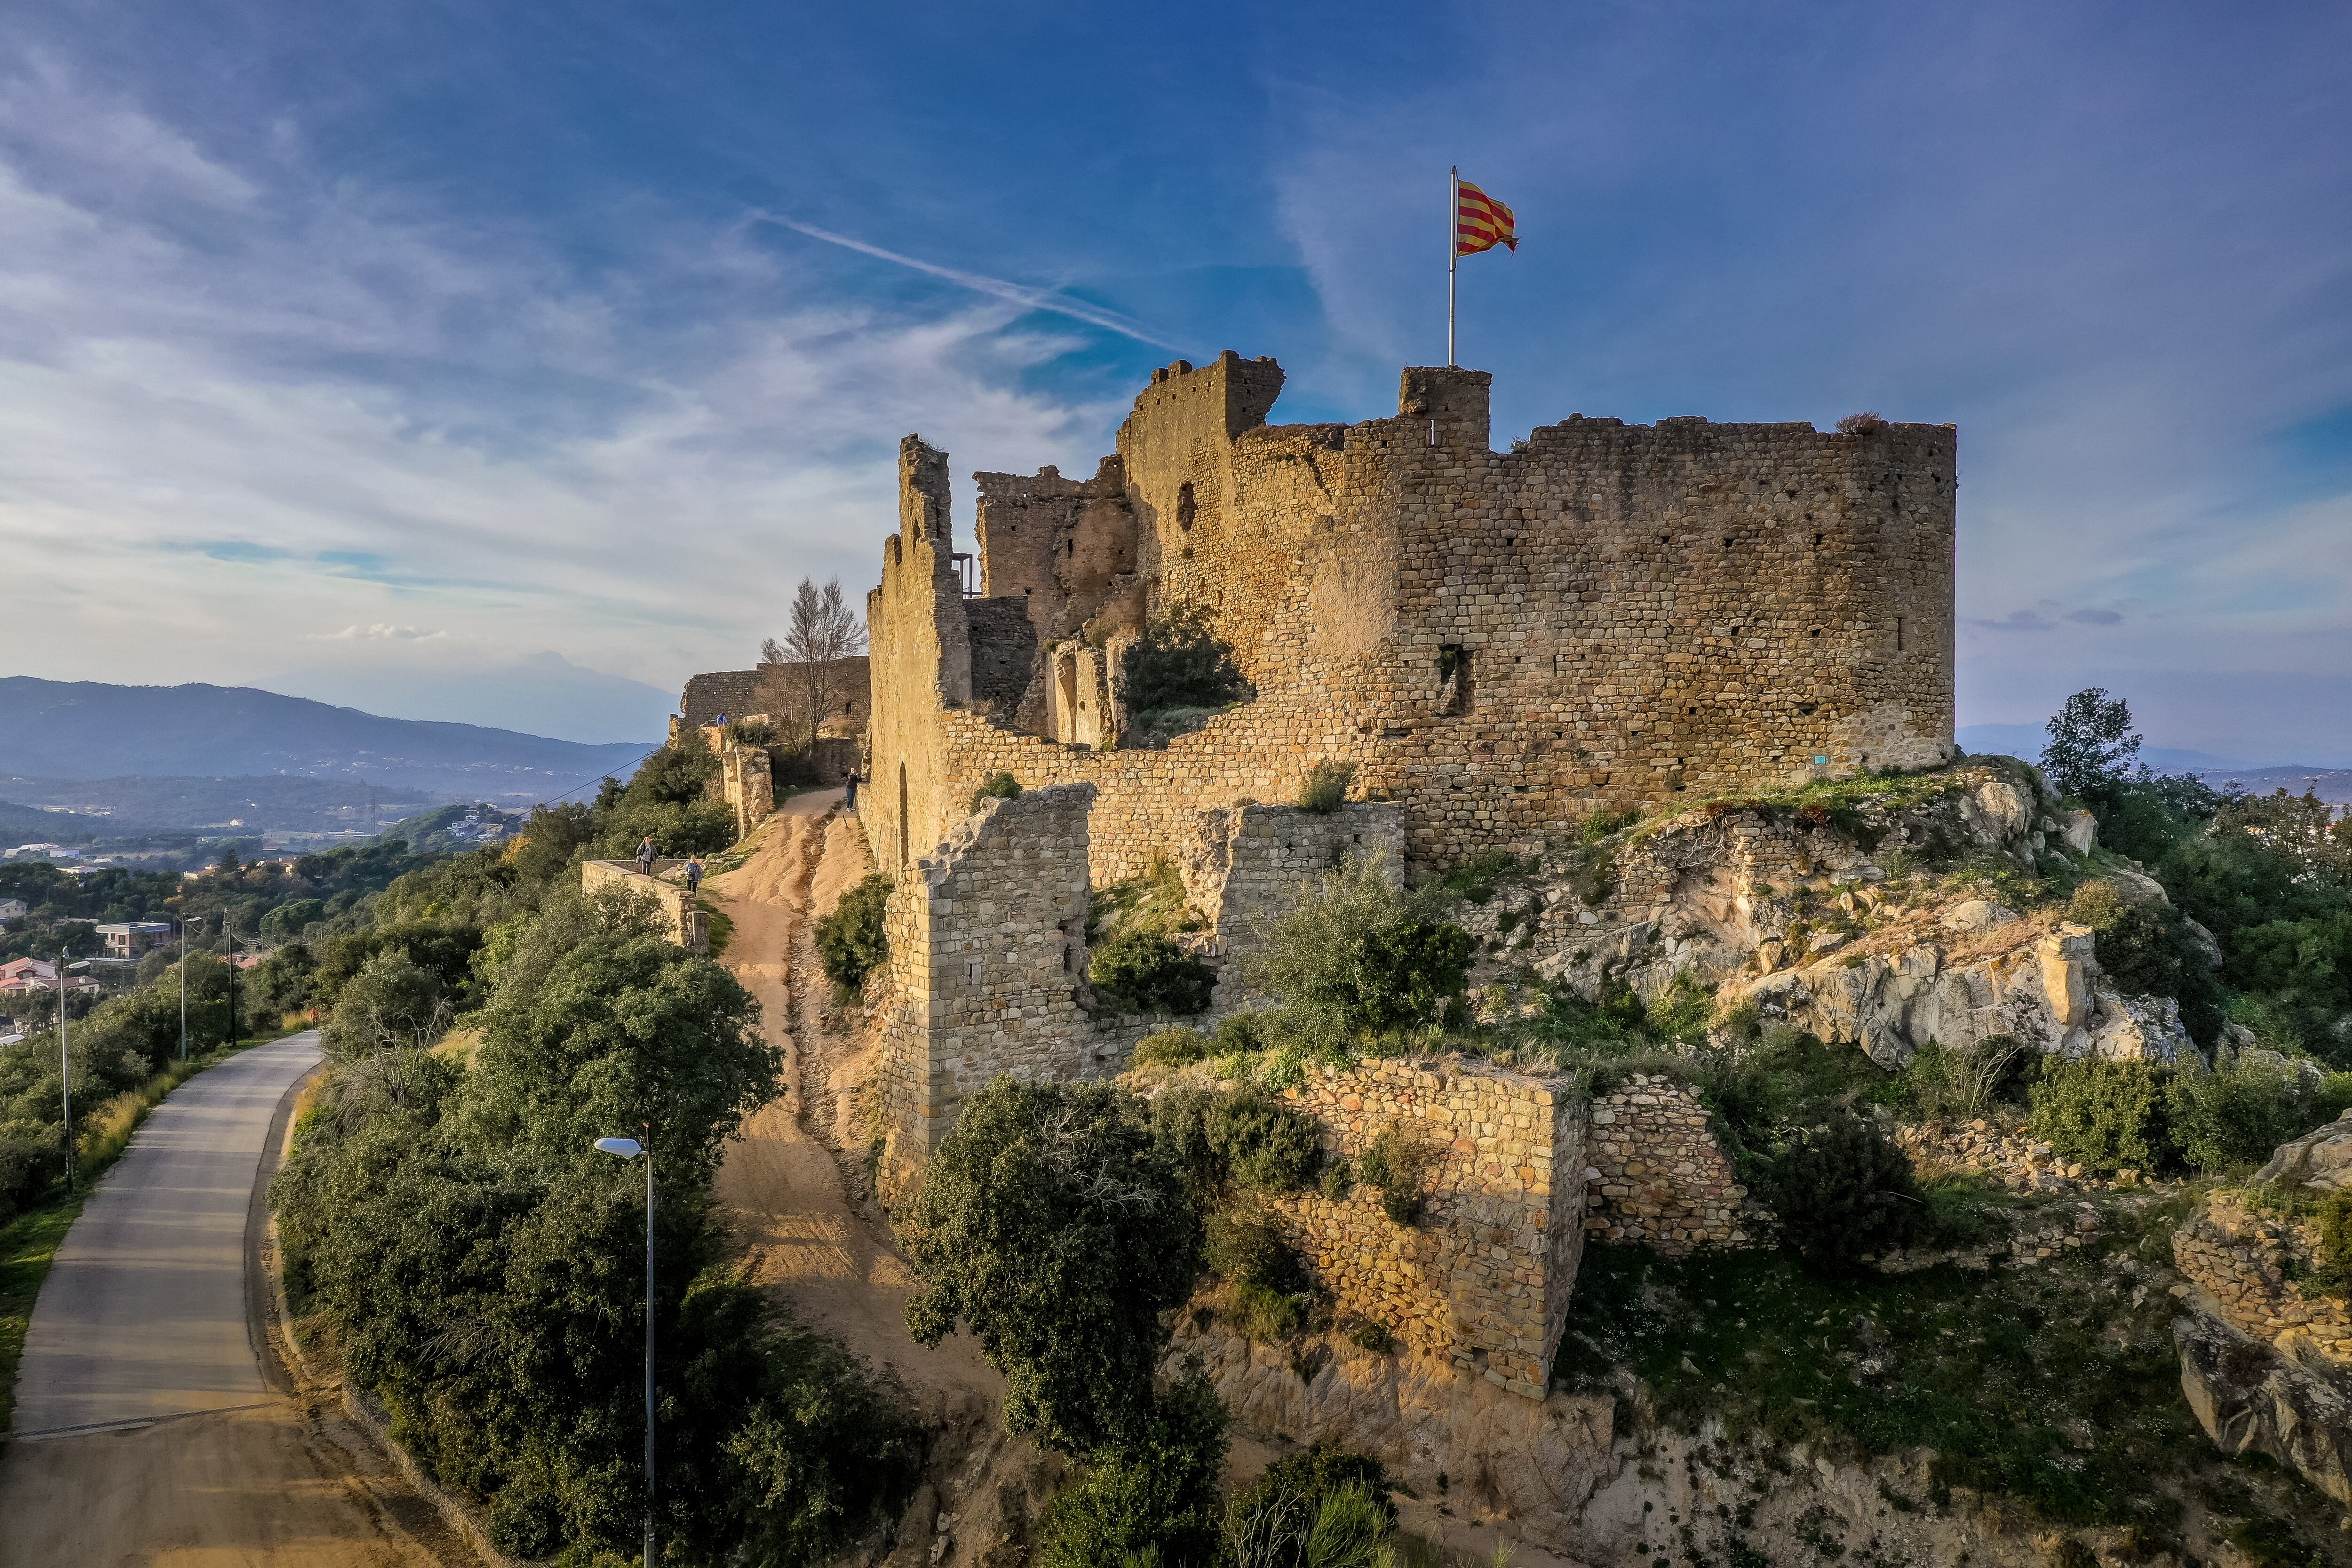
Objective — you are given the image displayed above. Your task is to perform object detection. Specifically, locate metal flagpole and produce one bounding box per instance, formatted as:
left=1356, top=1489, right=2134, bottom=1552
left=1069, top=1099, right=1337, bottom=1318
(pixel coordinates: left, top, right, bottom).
left=1447, top=166, right=1459, bottom=366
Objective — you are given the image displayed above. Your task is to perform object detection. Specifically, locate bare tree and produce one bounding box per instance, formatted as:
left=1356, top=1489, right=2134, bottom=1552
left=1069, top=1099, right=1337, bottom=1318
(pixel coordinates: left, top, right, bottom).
left=756, top=577, right=867, bottom=741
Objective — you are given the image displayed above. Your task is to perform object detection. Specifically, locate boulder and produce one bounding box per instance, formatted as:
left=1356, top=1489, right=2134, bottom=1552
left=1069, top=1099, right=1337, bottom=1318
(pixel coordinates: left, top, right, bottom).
left=2176, top=1307, right=2352, bottom=1506
left=1941, top=899, right=2022, bottom=935
left=2255, top=1111, right=2352, bottom=1194
left=2059, top=809, right=2097, bottom=854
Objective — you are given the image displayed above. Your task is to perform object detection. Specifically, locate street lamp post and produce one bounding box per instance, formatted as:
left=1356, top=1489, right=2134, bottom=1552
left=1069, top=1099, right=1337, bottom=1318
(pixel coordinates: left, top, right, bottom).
left=179, top=914, right=191, bottom=1062
left=594, top=1134, right=655, bottom=1568
left=56, top=949, right=72, bottom=1194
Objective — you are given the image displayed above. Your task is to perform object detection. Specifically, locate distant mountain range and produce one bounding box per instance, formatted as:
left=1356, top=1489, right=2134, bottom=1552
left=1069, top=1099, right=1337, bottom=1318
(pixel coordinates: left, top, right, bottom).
left=0, top=678, right=660, bottom=806
left=1955, top=724, right=2352, bottom=806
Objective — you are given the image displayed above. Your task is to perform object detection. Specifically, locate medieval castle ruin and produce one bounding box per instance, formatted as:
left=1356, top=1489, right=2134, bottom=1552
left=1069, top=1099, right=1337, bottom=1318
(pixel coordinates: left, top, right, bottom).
left=808, top=355, right=1961, bottom=1394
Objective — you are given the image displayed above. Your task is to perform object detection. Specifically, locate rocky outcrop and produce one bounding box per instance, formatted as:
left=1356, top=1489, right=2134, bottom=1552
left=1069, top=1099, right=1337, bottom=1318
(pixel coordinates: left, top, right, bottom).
left=1170, top=1317, right=1617, bottom=1541
left=1478, top=760, right=2205, bottom=1069
left=2175, top=1306, right=2352, bottom=1506
left=2256, top=1109, right=2352, bottom=1194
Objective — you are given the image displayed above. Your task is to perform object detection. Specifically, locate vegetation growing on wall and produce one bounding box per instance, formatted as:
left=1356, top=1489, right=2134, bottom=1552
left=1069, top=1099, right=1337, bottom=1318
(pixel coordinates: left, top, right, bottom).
left=814, top=873, right=892, bottom=993
left=1122, top=604, right=1251, bottom=735
left=1243, top=856, right=1474, bottom=1054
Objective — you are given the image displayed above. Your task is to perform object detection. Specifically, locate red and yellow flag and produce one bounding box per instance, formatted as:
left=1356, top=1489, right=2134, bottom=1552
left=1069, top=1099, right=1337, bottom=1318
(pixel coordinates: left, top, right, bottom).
left=1455, top=179, right=1517, bottom=257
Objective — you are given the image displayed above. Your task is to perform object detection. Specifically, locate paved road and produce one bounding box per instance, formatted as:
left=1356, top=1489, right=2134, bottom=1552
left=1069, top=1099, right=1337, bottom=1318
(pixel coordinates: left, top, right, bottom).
left=10, top=1032, right=323, bottom=1438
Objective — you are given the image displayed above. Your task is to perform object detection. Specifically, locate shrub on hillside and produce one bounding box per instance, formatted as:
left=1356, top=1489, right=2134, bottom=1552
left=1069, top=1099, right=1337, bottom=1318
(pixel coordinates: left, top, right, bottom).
left=2027, top=1059, right=2173, bottom=1173
left=1088, top=926, right=1216, bottom=1016
left=1244, top=857, right=1472, bottom=1052
left=1031, top=1371, right=1229, bottom=1568
left=1206, top=1202, right=1308, bottom=1296
left=1760, top=1112, right=1931, bottom=1272
left=815, top=874, right=891, bottom=993
left=2166, top=1055, right=2327, bottom=1174
left=1902, top=1035, right=2032, bottom=1122
left=899, top=1077, right=1203, bottom=1454
left=1222, top=1446, right=1398, bottom=1568
left=1206, top=1087, right=1322, bottom=1192
left=1133, top=1026, right=1210, bottom=1069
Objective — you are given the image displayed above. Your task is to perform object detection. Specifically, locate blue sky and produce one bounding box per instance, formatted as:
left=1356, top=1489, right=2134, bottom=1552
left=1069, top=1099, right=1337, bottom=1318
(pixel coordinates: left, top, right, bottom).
left=0, top=2, right=2346, bottom=758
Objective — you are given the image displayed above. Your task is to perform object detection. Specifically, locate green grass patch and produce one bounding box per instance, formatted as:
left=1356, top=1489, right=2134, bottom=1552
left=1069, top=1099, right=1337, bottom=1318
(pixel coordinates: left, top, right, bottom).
left=1557, top=1213, right=2215, bottom=1528
left=0, top=1195, right=84, bottom=1438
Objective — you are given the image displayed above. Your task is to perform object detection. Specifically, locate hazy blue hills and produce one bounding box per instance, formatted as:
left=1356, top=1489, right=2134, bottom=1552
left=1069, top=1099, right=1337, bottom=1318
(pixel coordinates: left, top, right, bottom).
left=0, top=678, right=659, bottom=805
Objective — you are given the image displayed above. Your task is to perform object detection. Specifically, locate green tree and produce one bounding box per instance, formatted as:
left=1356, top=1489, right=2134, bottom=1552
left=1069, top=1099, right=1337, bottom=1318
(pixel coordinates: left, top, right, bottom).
left=2042, top=688, right=2141, bottom=801
left=1122, top=605, right=1250, bottom=715
left=900, top=1078, right=1204, bottom=1453
left=814, top=874, right=891, bottom=992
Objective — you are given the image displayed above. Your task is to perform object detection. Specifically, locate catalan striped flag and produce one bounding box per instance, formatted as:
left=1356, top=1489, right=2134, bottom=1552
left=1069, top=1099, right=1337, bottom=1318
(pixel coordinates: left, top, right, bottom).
left=1455, top=178, right=1517, bottom=257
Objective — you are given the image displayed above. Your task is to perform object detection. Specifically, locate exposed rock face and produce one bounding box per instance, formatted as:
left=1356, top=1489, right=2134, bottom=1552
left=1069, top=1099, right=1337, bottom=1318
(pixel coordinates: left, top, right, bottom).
left=1170, top=1316, right=1617, bottom=1542
left=2257, top=1110, right=2352, bottom=1194
left=1492, top=760, right=2202, bottom=1067
left=2175, top=1307, right=2352, bottom=1506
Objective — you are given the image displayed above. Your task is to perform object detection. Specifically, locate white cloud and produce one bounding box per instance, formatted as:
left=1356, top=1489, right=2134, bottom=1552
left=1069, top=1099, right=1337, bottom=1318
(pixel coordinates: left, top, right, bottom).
left=0, top=57, right=1117, bottom=722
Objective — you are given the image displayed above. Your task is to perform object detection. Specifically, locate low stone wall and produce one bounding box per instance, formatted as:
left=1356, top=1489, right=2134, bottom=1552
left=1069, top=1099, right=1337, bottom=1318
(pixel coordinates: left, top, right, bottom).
left=580, top=860, right=708, bottom=954
left=1264, top=1057, right=1583, bottom=1398
left=1581, top=1073, right=1759, bottom=1253
left=2173, top=1192, right=2352, bottom=1365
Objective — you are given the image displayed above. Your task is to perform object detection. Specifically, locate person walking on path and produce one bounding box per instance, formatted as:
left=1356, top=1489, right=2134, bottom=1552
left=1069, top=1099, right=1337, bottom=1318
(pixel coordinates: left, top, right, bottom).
left=684, top=856, right=704, bottom=895
left=637, top=835, right=657, bottom=875
left=843, top=768, right=859, bottom=810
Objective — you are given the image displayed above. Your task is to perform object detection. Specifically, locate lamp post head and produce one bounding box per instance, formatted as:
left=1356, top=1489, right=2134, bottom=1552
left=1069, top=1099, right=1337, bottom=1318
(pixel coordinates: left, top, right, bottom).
left=594, top=1137, right=644, bottom=1159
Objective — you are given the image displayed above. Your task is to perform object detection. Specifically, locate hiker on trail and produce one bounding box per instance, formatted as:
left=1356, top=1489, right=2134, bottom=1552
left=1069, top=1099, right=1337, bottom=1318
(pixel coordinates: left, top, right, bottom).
left=843, top=768, right=859, bottom=810
left=684, top=857, right=703, bottom=894
left=637, top=835, right=656, bottom=875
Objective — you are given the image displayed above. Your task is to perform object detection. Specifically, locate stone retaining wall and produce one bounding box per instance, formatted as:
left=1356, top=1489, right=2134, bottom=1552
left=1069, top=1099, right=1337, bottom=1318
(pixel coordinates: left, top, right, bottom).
left=580, top=860, right=708, bottom=954
left=1581, top=1073, right=1759, bottom=1253
left=1264, top=1057, right=1583, bottom=1398
left=2173, top=1192, right=2352, bottom=1365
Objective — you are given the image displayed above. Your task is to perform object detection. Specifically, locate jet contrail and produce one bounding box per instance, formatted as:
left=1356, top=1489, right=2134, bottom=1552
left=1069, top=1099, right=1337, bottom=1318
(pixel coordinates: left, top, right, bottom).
left=752, top=212, right=1190, bottom=352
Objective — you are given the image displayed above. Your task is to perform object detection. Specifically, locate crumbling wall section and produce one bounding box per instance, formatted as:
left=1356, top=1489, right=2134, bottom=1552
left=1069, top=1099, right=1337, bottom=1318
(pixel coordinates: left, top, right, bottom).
left=863, top=357, right=1959, bottom=884
left=1581, top=1074, right=1762, bottom=1253
left=965, top=597, right=1038, bottom=723
left=1176, top=801, right=1406, bottom=1005
left=1265, top=1058, right=1584, bottom=1398
left=873, top=784, right=1102, bottom=1185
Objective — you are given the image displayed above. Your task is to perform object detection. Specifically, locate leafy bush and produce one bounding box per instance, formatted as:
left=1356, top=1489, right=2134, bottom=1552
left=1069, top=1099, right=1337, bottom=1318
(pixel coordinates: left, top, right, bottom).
left=1357, top=1120, right=1435, bottom=1226
left=2166, top=1055, right=2325, bottom=1174
left=1223, top=1447, right=1398, bottom=1568
left=1032, top=1371, right=1229, bottom=1568
left=1089, top=927, right=1216, bottom=1015
left=320, top=947, right=447, bottom=1064
left=1206, top=1202, right=1307, bottom=1295
left=1134, top=1026, right=1211, bottom=1068
left=1297, top=761, right=1354, bottom=815
left=1347, top=1319, right=1394, bottom=1354
left=1244, top=858, right=1473, bottom=1052
left=1122, top=605, right=1249, bottom=715
left=901, top=1078, right=1203, bottom=1454
left=261, top=898, right=325, bottom=937
left=969, top=771, right=1022, bottom=812
left=2311, top=1192, right=2352, bottom=1297
left=815, top=874, right=891, bottom=993
left=1207, top=1087, right=1322, bottom=1192
left=2027, top=1059, right=2172, bottom=1173
left=1757, top=1112, right=1930, bottom=1271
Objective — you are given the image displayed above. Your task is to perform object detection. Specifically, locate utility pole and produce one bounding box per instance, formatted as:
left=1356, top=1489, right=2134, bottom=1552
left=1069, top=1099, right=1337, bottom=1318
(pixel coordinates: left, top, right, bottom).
left=179, top=914, right=191, bottom=1061
left=225, top=921, right=239, bottom=1050
left=57, top=949, right=73, bottom=1194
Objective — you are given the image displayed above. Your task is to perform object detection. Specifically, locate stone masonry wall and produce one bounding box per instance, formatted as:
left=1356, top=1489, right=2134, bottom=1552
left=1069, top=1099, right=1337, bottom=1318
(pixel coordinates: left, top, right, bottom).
left=873, top=784, right=1103, bottom=1184
left=864, top=355, right=1957, bottom=886
left=2173, top=1192, right=2352, bottom=1365
left=580, top=860, right=708, bottom=954
left=1264, top=1057, right=1584, bottom=1398
left=1176, top=800, right=1405, bottom=1006
left=1582, top=1073, right=1760, bottom=1253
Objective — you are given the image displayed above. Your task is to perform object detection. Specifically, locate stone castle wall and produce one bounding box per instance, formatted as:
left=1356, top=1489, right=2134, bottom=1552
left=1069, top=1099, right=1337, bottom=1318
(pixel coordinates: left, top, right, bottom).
left=865, top=354, right=1956, bottom=885
left=1175, top=800, right=1405, bottom=1007
left=872, top=784, right=1101, bottom=1182
left=1264, top=1058, right=1585, bottom=1398
left=2173, top=1192, right=2352, bottom=1365
left=1581, top=1073, right=1761, bottom=1253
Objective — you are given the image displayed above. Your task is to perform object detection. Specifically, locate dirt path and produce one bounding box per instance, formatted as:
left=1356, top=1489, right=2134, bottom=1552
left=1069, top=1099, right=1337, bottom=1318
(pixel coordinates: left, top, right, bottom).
left=706, top=790, right=1002, bottom=1401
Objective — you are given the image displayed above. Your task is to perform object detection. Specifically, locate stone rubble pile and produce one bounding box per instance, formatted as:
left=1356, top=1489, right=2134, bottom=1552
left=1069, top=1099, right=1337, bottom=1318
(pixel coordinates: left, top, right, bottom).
left=1893, top=1118, right=2148, bottom=1194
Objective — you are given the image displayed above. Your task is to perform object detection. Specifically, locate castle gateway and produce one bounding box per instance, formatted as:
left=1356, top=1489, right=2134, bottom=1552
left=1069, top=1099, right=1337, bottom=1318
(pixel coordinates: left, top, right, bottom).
left=866, top=355, right=1954, bottom=883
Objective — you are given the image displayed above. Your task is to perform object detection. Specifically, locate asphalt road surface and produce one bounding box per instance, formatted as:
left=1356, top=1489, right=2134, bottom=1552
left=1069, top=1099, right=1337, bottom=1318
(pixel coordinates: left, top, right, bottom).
left=0, top=1032, right=463, bottom=1565
left=11, top=1032, right=323, bottom=1439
